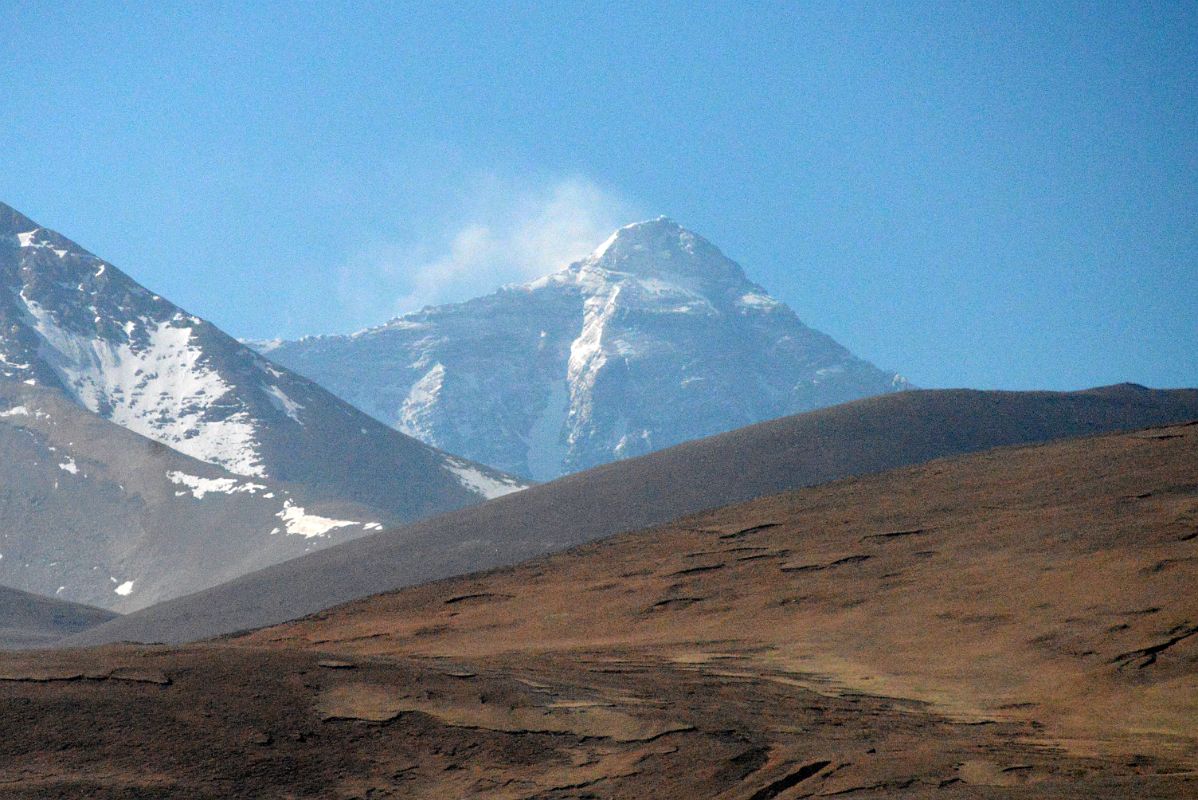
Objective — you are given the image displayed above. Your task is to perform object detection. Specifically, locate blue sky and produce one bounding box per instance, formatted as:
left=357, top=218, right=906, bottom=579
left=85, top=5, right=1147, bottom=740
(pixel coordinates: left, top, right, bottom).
left=2, top=1, right=1195, bottom=390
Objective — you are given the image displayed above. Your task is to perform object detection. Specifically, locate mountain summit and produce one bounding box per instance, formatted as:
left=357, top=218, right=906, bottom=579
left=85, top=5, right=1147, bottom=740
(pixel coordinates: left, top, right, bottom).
left=581, top=217, right=747, bottom=284
left=265, top=219, right=909, bottom=480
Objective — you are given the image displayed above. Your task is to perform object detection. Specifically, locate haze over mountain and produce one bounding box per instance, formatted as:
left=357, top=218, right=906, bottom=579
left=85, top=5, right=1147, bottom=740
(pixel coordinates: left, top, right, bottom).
left=0, top=202, right=525, bottom=611
left=261, top=218, right=909, bottom=480
left=71, top=384, right=1198, bottom=645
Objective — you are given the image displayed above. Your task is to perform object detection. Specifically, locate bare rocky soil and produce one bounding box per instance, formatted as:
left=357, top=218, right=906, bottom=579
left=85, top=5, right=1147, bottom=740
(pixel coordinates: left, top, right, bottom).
left=2, top=421, right=1195, bottom=797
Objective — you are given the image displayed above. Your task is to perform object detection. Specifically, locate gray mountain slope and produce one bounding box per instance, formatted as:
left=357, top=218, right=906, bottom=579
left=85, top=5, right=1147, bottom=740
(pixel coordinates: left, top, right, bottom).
left=0, top=584, right=116, bottom=649
left=67, top=384, right=1198, bottom=646
left=0, top=201, right=525, bottom=521
left=262, top=218, right=908, bottom=481
left=0, top=380, right=398, bottom=612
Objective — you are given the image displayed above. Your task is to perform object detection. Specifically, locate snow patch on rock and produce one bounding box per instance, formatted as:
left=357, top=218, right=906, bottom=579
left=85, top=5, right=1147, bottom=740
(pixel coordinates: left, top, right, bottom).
left=736, top=292, right=780, bottom=309
left=398, top=362, right=446, bottom=442
left=166, top=471, right=266, bottom=499
left=444, top=457, right=527, bottom=500
left=263, top=383, right=304, bottom=424
left=0, top=405, right=40, bottom=418
left=274, top=500, right=359, bottom=538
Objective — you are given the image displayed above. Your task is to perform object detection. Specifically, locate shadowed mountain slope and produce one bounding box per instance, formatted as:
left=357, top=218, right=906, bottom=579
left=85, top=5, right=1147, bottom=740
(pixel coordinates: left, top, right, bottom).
left=4, top=420, right=1196, bottom=796
left=0, top=380, right=396, bottom=612
left=0, top=585, right=116, bottom=649
left=69, top=383, right=1198, bottom=645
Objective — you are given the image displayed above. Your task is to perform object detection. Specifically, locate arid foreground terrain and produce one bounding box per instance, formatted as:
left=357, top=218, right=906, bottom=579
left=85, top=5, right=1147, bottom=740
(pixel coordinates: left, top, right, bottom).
left=1, top=421, right=1195, bottom=798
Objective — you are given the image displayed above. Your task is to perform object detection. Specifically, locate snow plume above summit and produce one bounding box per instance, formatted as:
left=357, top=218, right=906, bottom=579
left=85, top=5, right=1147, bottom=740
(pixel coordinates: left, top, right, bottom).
left=336, top=177, right=637, bottom=323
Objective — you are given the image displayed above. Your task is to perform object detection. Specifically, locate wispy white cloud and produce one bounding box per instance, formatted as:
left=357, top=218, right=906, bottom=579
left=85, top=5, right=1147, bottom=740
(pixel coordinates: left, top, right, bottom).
left=336, top=177, right=638, bottom=327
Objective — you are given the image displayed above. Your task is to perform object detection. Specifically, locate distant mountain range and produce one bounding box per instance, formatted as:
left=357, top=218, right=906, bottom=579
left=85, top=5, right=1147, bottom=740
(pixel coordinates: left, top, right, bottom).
left=258, top=218, right=909, bottom=480
left=0, top=201, right=525, bottom=610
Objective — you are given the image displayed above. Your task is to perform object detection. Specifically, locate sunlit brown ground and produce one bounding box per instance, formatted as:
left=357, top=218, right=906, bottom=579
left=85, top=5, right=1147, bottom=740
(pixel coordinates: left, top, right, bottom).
left=1, top=421, right=1195, bottom=797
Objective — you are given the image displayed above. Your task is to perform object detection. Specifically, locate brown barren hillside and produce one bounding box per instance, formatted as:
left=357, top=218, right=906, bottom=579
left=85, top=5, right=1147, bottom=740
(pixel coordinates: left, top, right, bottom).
left=67, top=384, right=1198, bottom=645
left=1, top=421, right=1196, bottom=797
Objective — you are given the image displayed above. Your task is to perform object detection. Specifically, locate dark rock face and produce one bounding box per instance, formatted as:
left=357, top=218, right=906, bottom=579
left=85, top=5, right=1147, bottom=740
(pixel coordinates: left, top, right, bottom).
left=266, top=218, right=908, bottom=480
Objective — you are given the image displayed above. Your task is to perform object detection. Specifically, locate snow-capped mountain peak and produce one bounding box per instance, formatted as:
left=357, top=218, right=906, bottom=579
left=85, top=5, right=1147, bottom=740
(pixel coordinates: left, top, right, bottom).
left=3, top=206, right=285, bottom=477
left=0, top=201, right=526, bottom=506
left=264, top=218, right=909, bottom=481
left=557, top=217, right=747, bottom=287
left=589, top=216, right=686, bottom=258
